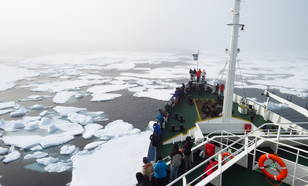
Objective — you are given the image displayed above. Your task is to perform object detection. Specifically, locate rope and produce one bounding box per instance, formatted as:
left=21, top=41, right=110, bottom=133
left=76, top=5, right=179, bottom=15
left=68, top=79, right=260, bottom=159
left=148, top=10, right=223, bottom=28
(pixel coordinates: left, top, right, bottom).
left=236, top=56, right=248, bottom=99
left=214, top=56, right=228, bottom=83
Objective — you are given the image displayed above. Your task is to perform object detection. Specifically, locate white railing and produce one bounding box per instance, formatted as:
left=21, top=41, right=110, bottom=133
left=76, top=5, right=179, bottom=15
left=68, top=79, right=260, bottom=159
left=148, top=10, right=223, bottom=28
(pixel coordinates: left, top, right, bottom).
left=164, top=122, right=308, bottom=186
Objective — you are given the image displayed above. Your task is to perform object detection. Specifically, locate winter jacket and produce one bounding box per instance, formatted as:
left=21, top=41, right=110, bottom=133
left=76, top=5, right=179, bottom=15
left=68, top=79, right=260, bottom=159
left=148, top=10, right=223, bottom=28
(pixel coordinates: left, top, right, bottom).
left=153, top=160, right=167, bottom=179
left=171, top=152, right=182, bottom=167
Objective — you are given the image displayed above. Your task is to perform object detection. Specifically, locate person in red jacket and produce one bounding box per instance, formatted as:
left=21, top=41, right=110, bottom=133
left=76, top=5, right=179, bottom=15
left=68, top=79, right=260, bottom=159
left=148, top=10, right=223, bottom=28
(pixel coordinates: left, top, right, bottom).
left=196, top=69, right=202, bottom=82
left=218, top=84, right=225, bottom=97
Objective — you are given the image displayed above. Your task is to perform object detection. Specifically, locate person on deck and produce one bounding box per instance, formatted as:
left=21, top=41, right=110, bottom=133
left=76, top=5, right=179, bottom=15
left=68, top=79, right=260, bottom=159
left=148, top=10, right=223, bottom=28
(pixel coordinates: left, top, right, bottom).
left=182, top=136, right=193, bottom=171
left=196, top=69, right=202, bottom=82
left=142, top=157, right=153, bottom=181
left=153, top=156, right=168, bottom=186
left=136, top=172, right=151, bottom=186
left=201, top=69, right=206, bottom=82
left=169, top=144, right=183, bottom=182
left=153, top=123, right=162, bottom=136
left=189, top=69, right=194, bottom=81
left=156, top=113, right=165, bottom=129
left=218, top=83, right=225, bottom=97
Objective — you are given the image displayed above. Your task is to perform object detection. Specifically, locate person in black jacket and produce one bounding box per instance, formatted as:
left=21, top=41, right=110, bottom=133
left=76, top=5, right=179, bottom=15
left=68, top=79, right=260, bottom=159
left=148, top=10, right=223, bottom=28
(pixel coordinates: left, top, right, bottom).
left=182, top=136, right=193, bottom=171
left=136, top=172, right=151, bottom=186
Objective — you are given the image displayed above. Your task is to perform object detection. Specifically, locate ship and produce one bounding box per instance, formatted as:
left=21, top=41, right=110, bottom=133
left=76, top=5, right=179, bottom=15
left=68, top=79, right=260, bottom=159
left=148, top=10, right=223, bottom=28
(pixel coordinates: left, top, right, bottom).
left=144, top=0, right=308, bottom=186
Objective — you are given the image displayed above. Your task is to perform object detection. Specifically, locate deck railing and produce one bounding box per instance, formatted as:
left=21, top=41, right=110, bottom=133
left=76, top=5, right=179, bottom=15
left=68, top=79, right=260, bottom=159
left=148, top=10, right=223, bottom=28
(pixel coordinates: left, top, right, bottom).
left=165, top=122, right=308, bottom=186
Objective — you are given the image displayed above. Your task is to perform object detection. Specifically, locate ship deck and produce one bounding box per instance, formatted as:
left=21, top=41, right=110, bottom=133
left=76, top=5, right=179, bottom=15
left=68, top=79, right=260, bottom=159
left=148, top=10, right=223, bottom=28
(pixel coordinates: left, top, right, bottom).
left=158, top=89, right=268, bottom=158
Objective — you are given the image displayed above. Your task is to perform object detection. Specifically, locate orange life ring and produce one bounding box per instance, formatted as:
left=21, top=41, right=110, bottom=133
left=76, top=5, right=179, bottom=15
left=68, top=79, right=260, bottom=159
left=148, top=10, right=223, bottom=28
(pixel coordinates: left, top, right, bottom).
left=258, top=154, right=288, bottom=181
left=221, top=152, right=233, bottom=160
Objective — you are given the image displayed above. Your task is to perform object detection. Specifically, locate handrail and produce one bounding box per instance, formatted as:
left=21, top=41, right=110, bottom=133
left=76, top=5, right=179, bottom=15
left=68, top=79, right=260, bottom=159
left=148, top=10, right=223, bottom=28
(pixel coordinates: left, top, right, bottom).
left=166, top=133, right=252, bottom=186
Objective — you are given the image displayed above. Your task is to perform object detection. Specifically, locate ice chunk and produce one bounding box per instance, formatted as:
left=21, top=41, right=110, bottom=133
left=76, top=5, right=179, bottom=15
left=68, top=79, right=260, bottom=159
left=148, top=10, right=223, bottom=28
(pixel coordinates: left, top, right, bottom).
left=24, top=151, right=48, bottom=159
left=0, top=147, right=8, bottom=155
left=71, top=130, right=152, bottom=186
left=53, top=106, right=86, bottom=116
left=40, top=135, right=74, bottom=148
left=101, top=63, right=135, bottom=71
left=83, top=124, right=103, bottom=139
left=94, top=120, right=140, bottom=139
left=3, top=135, right=41, bottom=149
left=3, top=149, right=21, bottom=163
left=10, top=106, right=28, bottom=117
left=268, top=102, right=289, bottom=111
left=44, top=161, right=72, bottom=173
left=0, top=109, right=13, bottom=115
left=60, top=145, right=77, bottom=155
left=67, top=112, right=93, bottom=125
left=0, top=101, right=16, bottom=110
left=0, top=64, right=38, bottom=91
left=0, top=120, right=25, bottom=131
left=83, top=141, right=107, bottom=151
left=29, top=104, right=46, bottom=111
left=19, top=95, right=49, bottom=102
left=90, top=93, right=122, bottom=102
left=87, top=84, right=128, bottom=93
left=30, top=145, right=43, bottom=151
left=36, top=157, right=59, bottom=166
left=24, top=120, right=40, bottom=131
left=133, top=88, right=173, bottom=101
left=53, top=91, right=76, bottom=104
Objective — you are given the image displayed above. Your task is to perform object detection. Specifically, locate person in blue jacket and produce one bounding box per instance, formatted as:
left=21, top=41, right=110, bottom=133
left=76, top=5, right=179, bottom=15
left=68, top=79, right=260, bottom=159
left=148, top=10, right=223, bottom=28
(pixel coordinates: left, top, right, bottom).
left=153, top=123, right=162, bottom=136
left=153, top=156, right=167, bottom=186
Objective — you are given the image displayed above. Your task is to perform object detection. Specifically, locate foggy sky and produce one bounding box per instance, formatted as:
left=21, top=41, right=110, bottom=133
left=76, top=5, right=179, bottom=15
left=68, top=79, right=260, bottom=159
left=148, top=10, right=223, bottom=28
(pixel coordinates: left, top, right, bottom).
left=0, top=0, right=307, bottom=57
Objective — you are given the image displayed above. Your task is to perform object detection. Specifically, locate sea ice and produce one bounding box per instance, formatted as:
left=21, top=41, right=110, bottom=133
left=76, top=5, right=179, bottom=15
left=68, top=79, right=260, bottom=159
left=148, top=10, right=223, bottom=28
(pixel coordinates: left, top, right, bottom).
left=0, top=101, right=16, bottom=110
left=44, top=161, right=72, bottom=173
left=133, top=88, right=174, bottom=101
left=40, top=135, right=75, bottom=148
left=0, top=109, right=13, bottom=115
left=3, top=148, right=21, bottom=163
left=29, top=104, right=46, bottom=111
left=53, top=91, right=76, bottom=104
left=71, top=130, right=152, bottom=186
left=19, top=95, right=49, bottom=102
left=24, top=151, right=48, bottom=159
left=0, top=147, right=8, bottom=155
left=83, top=124, right=103, bottom=139
left=67, top=112, right=93, bottom=125
left=36, top=157, right=59, bottom=166
left=0, top=64, right=38, bottom=91
left=83, top=141, right=107, bottom=151
left=10, top=106, right=28, bottom=118
left=53, top=106, right=86, bottom=116
left=90, top=93, right=122, bottom=102
left=94, top=120, right=140, bottom=139
left=60, top=145, right=77, bottom=155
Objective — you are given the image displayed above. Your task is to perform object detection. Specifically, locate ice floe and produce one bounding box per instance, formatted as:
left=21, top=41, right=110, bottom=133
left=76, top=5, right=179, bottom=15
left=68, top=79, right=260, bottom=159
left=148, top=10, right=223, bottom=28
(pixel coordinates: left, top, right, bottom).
left=0, top=147, right=8, bottom=155
left=133, top=88, right=174, bottom=101
left=36, top=157, right=59, bottom=166
left=19, top=95, right=50, bottom=102
left=0, top=64, right=38, bottom=91
left=0, top=101, right=16, bottom=110
left=53, top=91, right=76, bottom=104
left=83, top=141, right=107, bottom=151
left=28, top=104, right=46, bottom=111
left=44, top=161, right=72, bottom=173
left=71, top=128, right=151, bottom=186
left=0, top=109, right=13, bottom=115
left=83, top=124, right=103, bottom=139
left=3, top=147, right=21, bottom=163
left=53, top=106, right=86, bottom=116
left=10, top=106, right=28, bottom=118
left=67, top=112, right=93, bottom=125
left=94, top=120, right=140, bottom=140
left=60, top=145, right=77, bottom=155
left=24, top=151, right=48, bottom=160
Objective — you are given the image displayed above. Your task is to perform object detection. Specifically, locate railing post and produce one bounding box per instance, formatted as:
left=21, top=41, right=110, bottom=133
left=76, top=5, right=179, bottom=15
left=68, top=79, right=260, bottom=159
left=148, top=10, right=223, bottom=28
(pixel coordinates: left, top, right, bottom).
left=218, top=153, right=222, bottom=186
left=292, top=149, right=300, bottom=186
left=244, top=136, right=248, bottom=152
left=275, top=125, right=281, bottom=154
left=183, top=176, right=187, bottom=186
left=252, top=137, right=257, bottom=170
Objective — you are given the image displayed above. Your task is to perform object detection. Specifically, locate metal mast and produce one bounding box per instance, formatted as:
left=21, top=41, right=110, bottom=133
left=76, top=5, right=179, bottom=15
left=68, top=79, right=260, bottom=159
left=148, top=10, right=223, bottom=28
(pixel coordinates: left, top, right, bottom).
left=222, top=0, right=242, bottom=122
